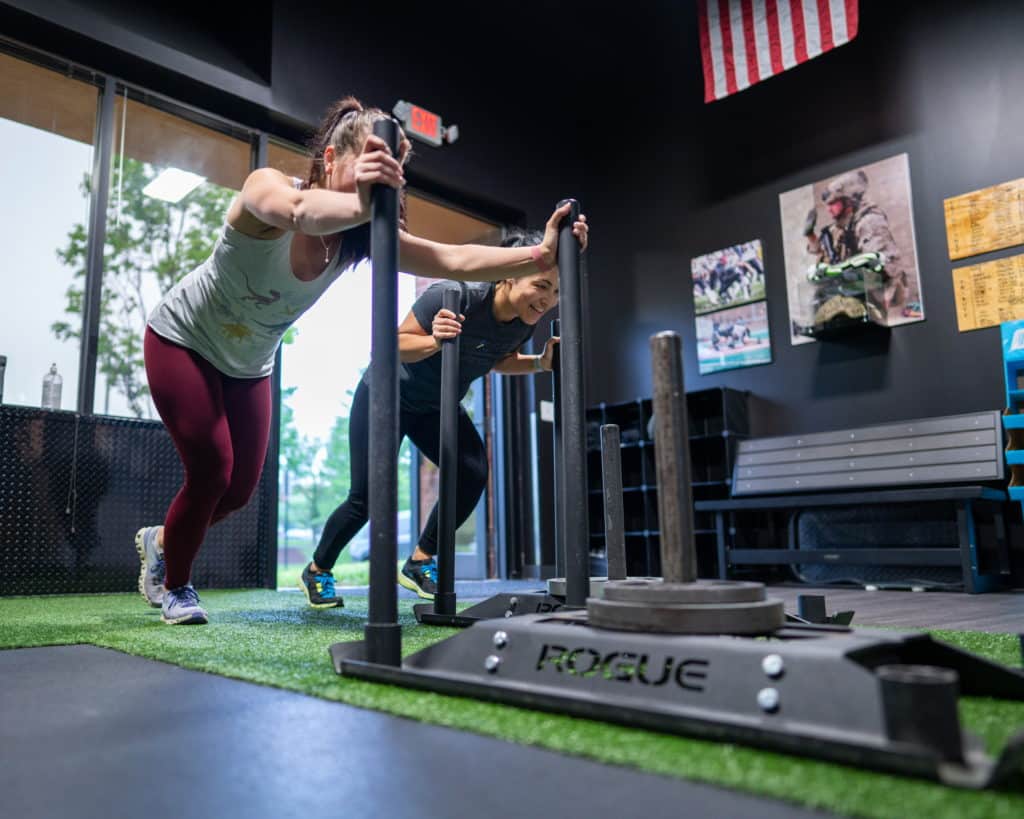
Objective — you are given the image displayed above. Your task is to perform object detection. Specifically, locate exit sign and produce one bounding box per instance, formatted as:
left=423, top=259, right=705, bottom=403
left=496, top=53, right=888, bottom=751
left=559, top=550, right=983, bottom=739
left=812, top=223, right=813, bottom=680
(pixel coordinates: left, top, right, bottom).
left=392, top=100, right=458, bottom=147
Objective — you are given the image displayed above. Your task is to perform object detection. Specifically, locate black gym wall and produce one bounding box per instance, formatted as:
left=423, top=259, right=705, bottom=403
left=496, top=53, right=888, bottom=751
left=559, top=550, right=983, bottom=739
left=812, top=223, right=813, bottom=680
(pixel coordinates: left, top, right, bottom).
left=5, top=0, right=1022, bottom=576
left=579, top=0, right=1024, bottom=437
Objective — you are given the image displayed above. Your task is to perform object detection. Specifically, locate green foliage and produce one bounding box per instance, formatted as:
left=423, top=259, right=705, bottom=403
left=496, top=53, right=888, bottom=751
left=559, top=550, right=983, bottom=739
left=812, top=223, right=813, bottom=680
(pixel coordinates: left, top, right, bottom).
left=279, top=383, right=413, bottom=553
left=53, top=157, right=235, bottom=417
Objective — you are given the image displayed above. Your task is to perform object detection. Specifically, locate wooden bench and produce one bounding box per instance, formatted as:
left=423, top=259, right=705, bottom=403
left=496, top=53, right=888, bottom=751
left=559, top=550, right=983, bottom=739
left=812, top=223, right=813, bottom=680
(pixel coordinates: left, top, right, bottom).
left=694, top=411, right=1011, bottom=593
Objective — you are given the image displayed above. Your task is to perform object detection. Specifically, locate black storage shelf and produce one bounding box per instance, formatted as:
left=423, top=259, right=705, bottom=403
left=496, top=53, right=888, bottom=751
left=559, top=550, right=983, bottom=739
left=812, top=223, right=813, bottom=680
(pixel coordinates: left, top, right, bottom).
left=586, top=387, right=749, bottom=577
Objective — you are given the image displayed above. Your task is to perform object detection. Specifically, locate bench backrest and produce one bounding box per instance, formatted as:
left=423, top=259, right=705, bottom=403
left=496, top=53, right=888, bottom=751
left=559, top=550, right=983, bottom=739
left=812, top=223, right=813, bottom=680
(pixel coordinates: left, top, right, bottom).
left=731, top=411, right=1004, bottom=496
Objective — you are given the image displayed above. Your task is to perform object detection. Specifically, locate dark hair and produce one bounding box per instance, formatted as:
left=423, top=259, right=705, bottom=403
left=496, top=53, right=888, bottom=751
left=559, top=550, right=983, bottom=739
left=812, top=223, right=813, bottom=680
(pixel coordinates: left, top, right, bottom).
left=304, top=96, right=410, bottom=269
left=495, top=227, right=548, bottom=296
left=500, top=227, right=543, bottom=249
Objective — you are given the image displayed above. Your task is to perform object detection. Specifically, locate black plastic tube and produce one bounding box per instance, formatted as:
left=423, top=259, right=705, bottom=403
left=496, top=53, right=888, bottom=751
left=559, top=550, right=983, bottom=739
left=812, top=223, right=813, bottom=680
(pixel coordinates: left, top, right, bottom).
left=550, top=318, right=563, bottom=579
left=366, top=118, right=402, bottom=666
left=555, top=199, right=588, bottom=607
left=435, top=286, right=461, bottom=615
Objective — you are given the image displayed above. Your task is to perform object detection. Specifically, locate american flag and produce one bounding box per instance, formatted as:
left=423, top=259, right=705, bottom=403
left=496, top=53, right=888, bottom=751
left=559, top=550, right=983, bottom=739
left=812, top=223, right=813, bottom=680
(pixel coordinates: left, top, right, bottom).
left=698, top=0, right=860, bottom=103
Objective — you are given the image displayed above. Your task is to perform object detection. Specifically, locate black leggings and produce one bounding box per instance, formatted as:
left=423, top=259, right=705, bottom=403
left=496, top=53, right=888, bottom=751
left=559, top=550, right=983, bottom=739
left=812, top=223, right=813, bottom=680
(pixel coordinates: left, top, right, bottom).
left=313, top=378, right=488, bottom=569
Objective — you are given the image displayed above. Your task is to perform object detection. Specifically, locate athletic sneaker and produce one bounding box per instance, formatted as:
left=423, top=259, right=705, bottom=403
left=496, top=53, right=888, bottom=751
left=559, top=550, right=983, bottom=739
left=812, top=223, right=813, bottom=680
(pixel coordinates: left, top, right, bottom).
left=298, top=562, right=344, bottom=608
left=161, top=584, right=208, bottom=625
left=134, top=526, right=165, bottom=608
left=398, top=557, right=437, bottom=600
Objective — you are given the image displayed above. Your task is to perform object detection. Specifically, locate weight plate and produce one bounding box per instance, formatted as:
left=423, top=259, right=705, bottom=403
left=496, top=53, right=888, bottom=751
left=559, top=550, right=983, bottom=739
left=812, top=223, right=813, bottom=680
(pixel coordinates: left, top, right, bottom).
left=602, top=579, right=766, bottom=604
left=547, top=576, right=659, bottom=598
left=587, top=597, right=785, bottom=635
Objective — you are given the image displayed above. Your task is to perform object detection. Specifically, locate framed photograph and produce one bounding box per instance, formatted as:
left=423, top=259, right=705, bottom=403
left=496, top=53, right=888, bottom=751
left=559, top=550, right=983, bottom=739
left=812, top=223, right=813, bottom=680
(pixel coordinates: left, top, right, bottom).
left=778, top=153, right=925, bottom=345
left=695, top=301, right=772, bottom=375
left=691, top=239, right=766, bottom=315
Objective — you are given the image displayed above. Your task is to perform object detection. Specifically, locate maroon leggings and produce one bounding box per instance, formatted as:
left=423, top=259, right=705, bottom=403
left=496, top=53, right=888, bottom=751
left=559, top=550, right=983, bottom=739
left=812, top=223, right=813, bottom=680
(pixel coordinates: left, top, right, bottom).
left=145, top=328, right=272, bottom=589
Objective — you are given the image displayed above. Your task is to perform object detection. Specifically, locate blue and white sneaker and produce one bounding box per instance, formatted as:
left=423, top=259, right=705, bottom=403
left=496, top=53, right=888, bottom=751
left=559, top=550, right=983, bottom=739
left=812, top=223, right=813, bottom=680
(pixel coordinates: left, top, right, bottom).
left=298, top=562, right=344, bottom=608
left=134, top=526, right=165, bottom=608
left=398, top=557, right=438, bottom=600
left=161, top=584, right=208, bottom=625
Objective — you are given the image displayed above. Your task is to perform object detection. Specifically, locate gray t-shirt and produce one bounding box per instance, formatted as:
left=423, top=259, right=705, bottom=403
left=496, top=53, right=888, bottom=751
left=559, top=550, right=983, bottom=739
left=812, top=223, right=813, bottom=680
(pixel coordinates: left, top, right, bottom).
left=148, top=181, right=346, bottom=378
left=392, top=281, right=536, bottom=413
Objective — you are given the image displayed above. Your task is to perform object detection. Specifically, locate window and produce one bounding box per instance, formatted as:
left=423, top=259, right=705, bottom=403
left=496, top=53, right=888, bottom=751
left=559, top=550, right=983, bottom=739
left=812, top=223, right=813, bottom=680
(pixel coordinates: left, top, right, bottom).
left=92, top=94, right=251, bottom=417
left=0, top=52, right=97, bottom=410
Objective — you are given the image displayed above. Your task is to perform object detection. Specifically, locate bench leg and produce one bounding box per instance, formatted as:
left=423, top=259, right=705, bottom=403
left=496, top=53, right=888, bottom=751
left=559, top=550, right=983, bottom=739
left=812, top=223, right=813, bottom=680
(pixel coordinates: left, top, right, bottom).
left=994, top=505, right=1011, bottom=577
left=716, top=511, right=728, bottom=580
left=956, top=500, right=999, bottom=594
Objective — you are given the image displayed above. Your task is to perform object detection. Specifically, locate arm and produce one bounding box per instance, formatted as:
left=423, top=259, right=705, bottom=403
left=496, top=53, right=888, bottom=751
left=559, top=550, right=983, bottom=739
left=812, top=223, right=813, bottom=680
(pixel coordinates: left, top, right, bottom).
left=234, top=134, right=405, bottom=235
left=399, top=203, right=589, bottom=282
left=492, top=337, right=559, bottom=375
left=855, top=212, right=902, bottom=274
left=398, top=307, right=465, bottom=364
left=235, top=168, right=367, bottom=236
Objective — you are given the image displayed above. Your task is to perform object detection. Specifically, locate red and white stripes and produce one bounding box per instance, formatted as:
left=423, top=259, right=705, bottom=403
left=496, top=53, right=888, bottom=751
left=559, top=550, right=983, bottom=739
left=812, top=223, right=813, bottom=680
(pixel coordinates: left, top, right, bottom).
left=698, top=0, right=860, bottom=102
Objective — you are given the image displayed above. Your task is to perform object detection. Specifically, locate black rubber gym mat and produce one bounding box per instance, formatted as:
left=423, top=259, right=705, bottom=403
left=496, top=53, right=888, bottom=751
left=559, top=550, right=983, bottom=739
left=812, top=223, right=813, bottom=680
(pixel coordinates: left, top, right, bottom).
left=0, top=644, right=835, bottom=819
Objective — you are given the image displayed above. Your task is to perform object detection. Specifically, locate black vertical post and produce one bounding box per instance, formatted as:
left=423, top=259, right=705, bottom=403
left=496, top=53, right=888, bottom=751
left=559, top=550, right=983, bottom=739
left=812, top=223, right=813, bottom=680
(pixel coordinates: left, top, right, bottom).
left=366, top=118, right=402, bottom=666
left=550, top=318, right=564, bottom=579
left=601, top=424, right=627, bottom=581
left=556, top=199, right=588, bottom=607
left=435, top=287, right=461, bottom=616
left=78, top=76, right=117, bottom=415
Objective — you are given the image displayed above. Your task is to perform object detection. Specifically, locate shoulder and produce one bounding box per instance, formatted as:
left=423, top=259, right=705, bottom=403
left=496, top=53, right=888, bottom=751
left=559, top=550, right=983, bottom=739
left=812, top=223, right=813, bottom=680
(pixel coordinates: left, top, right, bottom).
left=227, top=168, right=298, bottom=239
left=461, top=281, right=494, bottom=311
left=247, top=166, right=296, bottom=188
left=414, top=280, right=453, bottom=304
left=854, top=204, right=890, bottom=229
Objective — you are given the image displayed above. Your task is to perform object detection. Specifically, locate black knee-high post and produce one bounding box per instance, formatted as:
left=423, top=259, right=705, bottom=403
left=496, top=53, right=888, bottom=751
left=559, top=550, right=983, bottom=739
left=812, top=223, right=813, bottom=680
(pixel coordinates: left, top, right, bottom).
left=435, top=286, right=461, bottom=616
left=550, top=318, right=564, bottom=580
left=556, top=199, right=589, bottom=608
left=366, top=118, right=402, bottom=666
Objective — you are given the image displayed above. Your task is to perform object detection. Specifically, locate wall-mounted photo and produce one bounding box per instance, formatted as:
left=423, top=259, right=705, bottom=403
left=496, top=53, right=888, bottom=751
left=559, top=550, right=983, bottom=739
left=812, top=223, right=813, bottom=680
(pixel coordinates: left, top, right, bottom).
left=778, top=153, right=925, bottom=345
left=691, top=239, right=765, bottom=315
left=695, top=301, right=772, bottom=375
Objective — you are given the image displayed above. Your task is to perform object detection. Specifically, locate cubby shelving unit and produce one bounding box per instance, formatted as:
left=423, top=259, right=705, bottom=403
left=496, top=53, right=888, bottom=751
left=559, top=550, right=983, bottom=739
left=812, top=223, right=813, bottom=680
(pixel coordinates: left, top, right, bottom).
left=585, top=387, right=749, bottom=577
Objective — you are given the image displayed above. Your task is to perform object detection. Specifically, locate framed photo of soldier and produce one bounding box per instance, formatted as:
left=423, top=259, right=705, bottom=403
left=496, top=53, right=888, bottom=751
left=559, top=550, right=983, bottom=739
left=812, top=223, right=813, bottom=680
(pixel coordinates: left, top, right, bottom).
left=691, top=239, right=766, bottom=315
left=778, top=153, right=925, bottom=345
left=695, top=300, right=772, bottom=376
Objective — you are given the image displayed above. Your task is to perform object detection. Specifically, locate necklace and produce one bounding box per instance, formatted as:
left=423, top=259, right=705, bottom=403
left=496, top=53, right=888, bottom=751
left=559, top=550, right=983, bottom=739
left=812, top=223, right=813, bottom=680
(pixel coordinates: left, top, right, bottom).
left=319, top=234, right=333, bottom=264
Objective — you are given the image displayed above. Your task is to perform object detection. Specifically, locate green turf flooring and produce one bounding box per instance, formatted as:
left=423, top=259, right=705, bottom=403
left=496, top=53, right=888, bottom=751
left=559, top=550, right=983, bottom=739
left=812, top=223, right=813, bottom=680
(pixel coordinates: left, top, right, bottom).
left=1, top=590, right=1022, bottom=819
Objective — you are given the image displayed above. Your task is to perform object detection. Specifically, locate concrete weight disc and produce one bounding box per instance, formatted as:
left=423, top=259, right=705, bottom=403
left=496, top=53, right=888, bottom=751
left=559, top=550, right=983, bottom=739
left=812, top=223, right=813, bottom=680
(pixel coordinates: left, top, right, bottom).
left=602, top=579, right=766, bottom=605
left=587, top=597, right=785, bottom=635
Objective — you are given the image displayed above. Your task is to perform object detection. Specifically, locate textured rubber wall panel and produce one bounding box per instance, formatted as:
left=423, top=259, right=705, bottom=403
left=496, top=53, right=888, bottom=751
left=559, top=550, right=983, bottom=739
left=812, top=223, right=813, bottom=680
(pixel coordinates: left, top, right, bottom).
left=0, top=406, right=274, bottom=595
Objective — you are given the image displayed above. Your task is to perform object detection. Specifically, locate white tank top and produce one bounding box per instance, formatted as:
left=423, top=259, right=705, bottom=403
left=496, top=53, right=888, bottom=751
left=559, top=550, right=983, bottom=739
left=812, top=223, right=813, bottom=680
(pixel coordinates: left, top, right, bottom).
left=148, top=195, right=346, bottom=378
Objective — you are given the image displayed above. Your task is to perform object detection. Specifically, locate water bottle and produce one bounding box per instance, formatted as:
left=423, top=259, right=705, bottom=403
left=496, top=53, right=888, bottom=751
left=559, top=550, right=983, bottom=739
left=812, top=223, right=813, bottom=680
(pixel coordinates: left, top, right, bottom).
left=41, top=363, right=62, bottom=410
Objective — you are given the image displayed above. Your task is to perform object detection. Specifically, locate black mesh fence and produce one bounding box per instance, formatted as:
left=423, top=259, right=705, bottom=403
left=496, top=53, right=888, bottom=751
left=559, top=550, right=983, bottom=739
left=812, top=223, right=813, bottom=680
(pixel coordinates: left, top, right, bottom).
left=0, top=405, right=275, bottom=596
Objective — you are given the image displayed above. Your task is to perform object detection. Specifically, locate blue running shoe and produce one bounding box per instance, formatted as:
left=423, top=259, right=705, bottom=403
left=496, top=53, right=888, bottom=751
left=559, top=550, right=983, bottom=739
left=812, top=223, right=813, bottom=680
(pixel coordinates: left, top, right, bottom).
left=134, top=526, right=165, bottom=608
left=398, top=557, right=437, bottom=600
left=298, top=562, right=344, bottom=609
left=161, top=584, right=208, bottom=625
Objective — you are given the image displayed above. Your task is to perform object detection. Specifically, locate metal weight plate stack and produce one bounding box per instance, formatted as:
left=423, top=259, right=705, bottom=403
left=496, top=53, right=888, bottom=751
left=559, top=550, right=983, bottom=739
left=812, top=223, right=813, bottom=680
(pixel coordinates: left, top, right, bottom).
left=588, top=578, right=784, bottom=634
left=586, top=332, right=784, bottom=636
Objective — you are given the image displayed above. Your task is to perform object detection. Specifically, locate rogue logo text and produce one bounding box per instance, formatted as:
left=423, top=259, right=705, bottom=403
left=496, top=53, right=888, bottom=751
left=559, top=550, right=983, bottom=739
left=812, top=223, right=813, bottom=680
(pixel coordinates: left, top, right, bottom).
left=535, top=644, right=709, bottom=690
